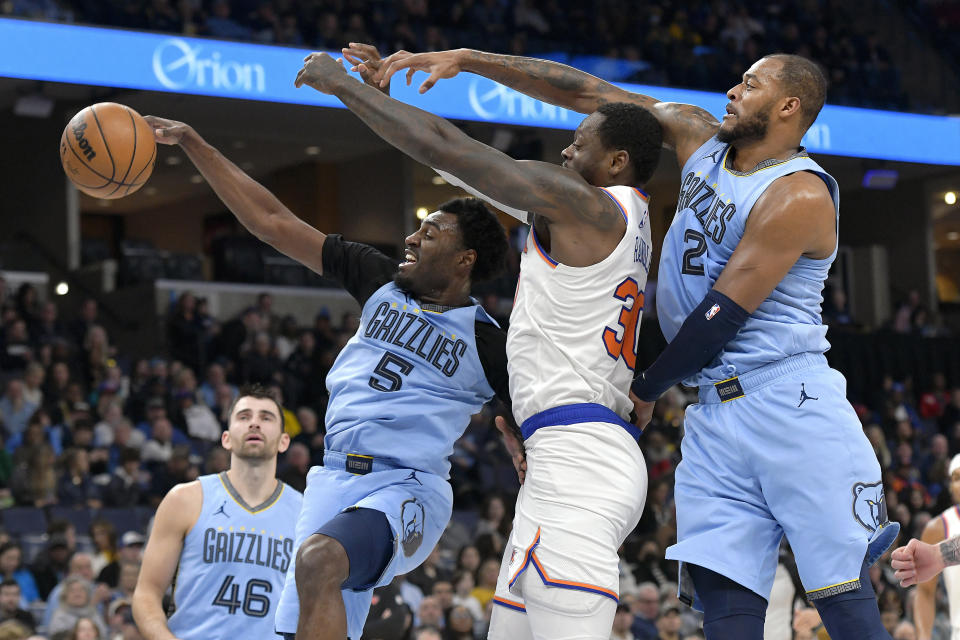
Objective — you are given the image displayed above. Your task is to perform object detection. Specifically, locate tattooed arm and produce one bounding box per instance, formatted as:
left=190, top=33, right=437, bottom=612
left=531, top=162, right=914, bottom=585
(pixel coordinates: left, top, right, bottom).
left=373, top=47, right=719, bottom=166
left=296, top=53, right=623, bottom=231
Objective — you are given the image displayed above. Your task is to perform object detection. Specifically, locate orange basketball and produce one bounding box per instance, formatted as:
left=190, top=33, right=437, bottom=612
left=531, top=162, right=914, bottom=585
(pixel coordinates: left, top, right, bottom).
left=59, top=102, right=157, bottom=199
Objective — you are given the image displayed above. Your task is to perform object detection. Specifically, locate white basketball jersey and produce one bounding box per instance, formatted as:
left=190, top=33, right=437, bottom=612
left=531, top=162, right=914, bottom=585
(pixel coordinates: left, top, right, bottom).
left=508, top=186, right=652, bottom=425
left=942, top=506, right=960, bottom=639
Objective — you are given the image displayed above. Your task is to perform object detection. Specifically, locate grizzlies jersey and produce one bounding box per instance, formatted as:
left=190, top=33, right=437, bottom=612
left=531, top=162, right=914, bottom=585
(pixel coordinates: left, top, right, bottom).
left=167, top=473, right=302, bottom=640
left=320, top=235, right=509, bottom=479
left=656, top=136, right=840, bottom=386
left=508, top=186, right=652, bottom=425
left=941, top=506, right=960, bottom=638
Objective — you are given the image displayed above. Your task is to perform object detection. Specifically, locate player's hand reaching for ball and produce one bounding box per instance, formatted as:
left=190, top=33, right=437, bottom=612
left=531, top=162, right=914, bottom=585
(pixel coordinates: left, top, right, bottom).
left=891, top=538, right=944, bottom=587
left=342, top=43, right=390, bottom=95
left=374, top=49, right=466, bottom=94
left=295, top=52, right=348, bottom=94
left=143, top=116, right=192, bottom=145
left=630, top=391, right=655, bottom=432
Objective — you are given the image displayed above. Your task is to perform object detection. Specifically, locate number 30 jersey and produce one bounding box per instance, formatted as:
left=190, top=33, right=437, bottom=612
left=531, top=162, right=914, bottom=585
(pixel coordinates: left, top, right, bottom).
left=656, top=136, right=840, bottom=387
left=320, top=235, right=510, bottom=479
left=167, top=473, right=302, bottom=640
left=508, top=186, right=652, bottom=426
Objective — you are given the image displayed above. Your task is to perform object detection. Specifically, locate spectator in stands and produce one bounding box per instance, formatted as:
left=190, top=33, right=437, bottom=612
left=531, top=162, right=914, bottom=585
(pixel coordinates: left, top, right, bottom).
left=112, top=562, right=139, bottom=603
left=57, top=448, right=101, bottom=509
left=0, top=546, right=38, bottom=607
left=47, top=577, right=106, bottom=638
left=173, top=390, right=220, bottom=445
left=166, top=292, right=203, bottom=374
left=409, top=547, right=451, bottom=598
left=468, top=558, right=498, bottom=612
left=1, top=320, right=33, bottom=374
left=292, top=407, right=323, bottom=465
left=30, top=525, right=73, bottom=602
left=415, top=596, right=444, bottom=630
left=0, top=581, right=33, bottom=632
left=139, top=418, right=175, bottom=466
left=254, top=293, right=279, bottom=335
left=274, top=315, right=298, bottom=361
left=284, top=330, right=326, bottom=410
left=445, top=604, right=476, bottom=640
left=611, top=603, right=636, bottom=640
left=97, top=533, right=144, bottom=590
left=455, top=545, right=481, bottom=575
left=32, top=300, right=65, bottom=348
left=630, top=582, right=660, bottom=640
left=88, top=521, right=116, bottom=578
left=146, top=445, right=195, bottom=506
left=278, top=442, right=309, bottom=493
left=10, top=443, right=56, bottom=507
left=414, top=627, right=442, bottom=640
left=81, top=325, right=114, bottom=389
left=20, top=364, right=43, bottom=409
left=202, top=446, right=229, bottom=475
left=213, top=307, right=260, bottom=366
left=68, top=615, right=102, bottom=640
left=43, top=551, right=104, bottom=632
left=104, top=597, right=131, bottom=640
left=43, top=362, right=72, bottom=421
left=239, top=332, right=282, bottom=386
left=198, top=363, right=233, bottom=410
left=0, top=380, right=37, bottom=438
left=450, top=570, right=482, bottom=626
left=101, top=447, right=144, bottom=509
left=69, top=297, right=99, bottom=350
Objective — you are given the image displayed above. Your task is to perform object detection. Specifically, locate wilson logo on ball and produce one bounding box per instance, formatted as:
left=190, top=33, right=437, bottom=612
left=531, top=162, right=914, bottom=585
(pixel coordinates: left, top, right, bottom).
left=72, top=121, right=97, bottom=161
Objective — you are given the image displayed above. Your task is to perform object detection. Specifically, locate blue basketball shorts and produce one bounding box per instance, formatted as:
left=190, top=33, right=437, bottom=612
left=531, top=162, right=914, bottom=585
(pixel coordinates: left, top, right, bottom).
left=274, top=452, right=452, bottom=640
left=665, top=353, right=899, bottom=606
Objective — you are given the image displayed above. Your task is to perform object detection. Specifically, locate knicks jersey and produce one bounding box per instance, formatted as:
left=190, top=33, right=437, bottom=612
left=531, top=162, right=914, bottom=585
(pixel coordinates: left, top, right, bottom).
left=509, top=185, right=652, bottom=425
left=324, top=282, right=496, bottom=478
left=941, top=506, right=960, bottom=638
left=167, top=473, right=302, bottom=640
left=656, top=136, right=840, bottom=386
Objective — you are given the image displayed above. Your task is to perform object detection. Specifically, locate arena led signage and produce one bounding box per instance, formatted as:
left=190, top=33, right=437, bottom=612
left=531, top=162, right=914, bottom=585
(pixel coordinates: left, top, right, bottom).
left=2, top=18, right=959, bottom=166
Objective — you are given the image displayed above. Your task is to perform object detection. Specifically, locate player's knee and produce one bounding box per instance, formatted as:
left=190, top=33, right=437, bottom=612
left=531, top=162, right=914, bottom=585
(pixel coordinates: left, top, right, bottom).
left=296, top=534, right=349, bottom=589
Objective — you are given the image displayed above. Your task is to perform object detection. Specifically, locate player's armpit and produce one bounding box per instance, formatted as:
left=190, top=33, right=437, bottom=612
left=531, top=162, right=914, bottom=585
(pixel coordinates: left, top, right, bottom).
left=712, top=171, right=835, bottom=313
left=133, top=481, right=202, bottom=640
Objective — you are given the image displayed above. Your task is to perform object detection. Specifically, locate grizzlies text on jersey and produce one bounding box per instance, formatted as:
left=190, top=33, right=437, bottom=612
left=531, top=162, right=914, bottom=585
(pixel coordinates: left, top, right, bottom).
left=656, top=136, right=840, bottom=386
left=166, top=473, right=302, bottom=640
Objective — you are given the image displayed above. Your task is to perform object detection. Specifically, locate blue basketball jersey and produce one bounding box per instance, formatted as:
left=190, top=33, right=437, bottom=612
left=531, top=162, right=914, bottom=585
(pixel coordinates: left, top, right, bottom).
left=166, top=473, right=302, bottom=640
left=324, top=281, right=498, bottom=478
left=656, top=136, right=840, bottom=386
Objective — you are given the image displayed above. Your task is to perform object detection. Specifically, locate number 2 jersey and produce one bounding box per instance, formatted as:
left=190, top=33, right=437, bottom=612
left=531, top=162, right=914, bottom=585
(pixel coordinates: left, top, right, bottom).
left=656, top=136, right=840, bottom=387
left=320, top=235, right=510, bottom=479
left=166, top=473, right=302, bottom=639
left=509, top=186, right=652, bottom=426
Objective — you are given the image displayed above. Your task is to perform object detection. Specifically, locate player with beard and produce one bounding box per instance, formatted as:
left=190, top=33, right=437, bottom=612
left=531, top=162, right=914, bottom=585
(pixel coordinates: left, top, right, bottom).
left=374, top=50, right=897, bottom=639
left=141, top=115, right=512, bottom=640
left=133, top=385, right=302, bottom=640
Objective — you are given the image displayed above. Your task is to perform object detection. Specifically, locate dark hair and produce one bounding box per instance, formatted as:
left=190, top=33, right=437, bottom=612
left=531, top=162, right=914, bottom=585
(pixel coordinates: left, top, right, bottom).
left=595, top=102, right=662, bottom=186
left=438, top=198, right=508, bottom=283
left=228, top=383, right=286, bottom=432
left=119, top=447, right=141, bottom=465
left=762, top=53, right=827, bottom=131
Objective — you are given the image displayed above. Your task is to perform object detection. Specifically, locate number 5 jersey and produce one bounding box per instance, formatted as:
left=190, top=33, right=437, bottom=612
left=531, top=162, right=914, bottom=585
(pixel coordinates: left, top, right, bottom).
left=319, top=234, right=510, bottom=479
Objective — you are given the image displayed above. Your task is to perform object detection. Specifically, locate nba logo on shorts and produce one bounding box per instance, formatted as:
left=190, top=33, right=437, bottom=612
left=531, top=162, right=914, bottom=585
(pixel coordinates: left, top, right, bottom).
left=705, top=304, right=720, bottom=320
left=851, top=481, right=889, bottom=533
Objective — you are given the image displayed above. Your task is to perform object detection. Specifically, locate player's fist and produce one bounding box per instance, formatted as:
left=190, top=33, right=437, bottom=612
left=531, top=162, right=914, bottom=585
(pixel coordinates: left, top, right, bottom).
left=495, top=415, right=526, bottom=485
left=295, top=52, right=348, bottom=94
left=891, top=538, right=944, bottom=587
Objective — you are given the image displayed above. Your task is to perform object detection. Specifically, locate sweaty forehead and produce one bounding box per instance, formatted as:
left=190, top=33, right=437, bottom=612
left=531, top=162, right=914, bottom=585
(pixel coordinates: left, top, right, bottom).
left=425, top=211, right=460, bottom=234
left=746, top=58, right=782, bottom=83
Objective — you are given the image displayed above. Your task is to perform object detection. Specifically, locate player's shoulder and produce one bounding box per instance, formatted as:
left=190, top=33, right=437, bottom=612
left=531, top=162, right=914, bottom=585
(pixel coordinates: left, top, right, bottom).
left=767, top=169, right=832, bottom=203
left=159, top=480, right=203, bottom=515
left=922, top=510, right=950, bottom=543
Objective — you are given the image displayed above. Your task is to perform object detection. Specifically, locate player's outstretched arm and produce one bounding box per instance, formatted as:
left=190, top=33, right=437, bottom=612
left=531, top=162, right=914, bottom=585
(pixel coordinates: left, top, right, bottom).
left=296, top=53, right=621, bottom=229
left=132, top=482, right=201, bottom=640
left=143, top=116, right=328, bottom=275
left=371, top=47, right=718, bottom=165
left=632, top=171, right=835, bottom=404
left=897, top=520, right=948, bottom=639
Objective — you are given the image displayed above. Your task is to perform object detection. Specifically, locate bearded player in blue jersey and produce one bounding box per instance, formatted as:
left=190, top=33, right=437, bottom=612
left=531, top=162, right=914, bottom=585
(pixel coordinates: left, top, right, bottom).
left=144, top=111, right=512, bottom=640
left=375, top=50, right=899, bottom=639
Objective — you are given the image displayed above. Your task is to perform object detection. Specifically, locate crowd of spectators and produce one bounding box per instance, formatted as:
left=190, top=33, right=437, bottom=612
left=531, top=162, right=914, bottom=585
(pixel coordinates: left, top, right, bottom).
left=2, top=266, right=960, bottom=640
left=3, top=0, right=942, bottom=112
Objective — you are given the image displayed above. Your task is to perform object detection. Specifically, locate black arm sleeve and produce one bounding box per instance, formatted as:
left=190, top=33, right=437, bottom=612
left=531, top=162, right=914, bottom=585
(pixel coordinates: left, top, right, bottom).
left=321, top=234, right=398, bottom=307
left=475, top=321, right=511, bottom=407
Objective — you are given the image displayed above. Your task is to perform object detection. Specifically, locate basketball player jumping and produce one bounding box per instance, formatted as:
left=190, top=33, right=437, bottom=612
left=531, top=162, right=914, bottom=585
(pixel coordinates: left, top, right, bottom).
left=132, top=385, right=302, bottom=640
left=142, top=111, right=512, bottom=640
left=894, top=454, right=960, bottom=639
left=299, top=44, right=662, bottom=639
left=374, top=49, right=899, bottom=639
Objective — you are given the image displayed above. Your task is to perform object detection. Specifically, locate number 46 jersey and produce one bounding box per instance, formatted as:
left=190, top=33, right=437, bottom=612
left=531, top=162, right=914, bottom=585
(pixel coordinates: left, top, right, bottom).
left=167, top=473, right=302, bottom=640
left=508, top=185, right=652, bottom=427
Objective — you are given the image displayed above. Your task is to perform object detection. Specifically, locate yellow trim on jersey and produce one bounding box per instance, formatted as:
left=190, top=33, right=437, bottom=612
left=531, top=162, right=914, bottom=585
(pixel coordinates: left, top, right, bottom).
left=218, top=473, right=286, bottom=514
left=806, top=577, right=860, bottom=595
left=720, top=146, right=805, bottom=178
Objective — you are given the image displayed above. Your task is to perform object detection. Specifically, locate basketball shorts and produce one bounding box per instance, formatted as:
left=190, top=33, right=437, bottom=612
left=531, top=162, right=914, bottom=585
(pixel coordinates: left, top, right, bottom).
left=666, top=353, right=900, bottom=606
left=274, top=452, right=452, bottom=640
left=490, top=417, right=647, bottom=639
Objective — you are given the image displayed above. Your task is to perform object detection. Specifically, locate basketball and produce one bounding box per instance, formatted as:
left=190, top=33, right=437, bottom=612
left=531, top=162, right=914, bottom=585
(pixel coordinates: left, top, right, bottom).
left=59, top=102, right=156, bottom=199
